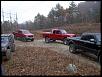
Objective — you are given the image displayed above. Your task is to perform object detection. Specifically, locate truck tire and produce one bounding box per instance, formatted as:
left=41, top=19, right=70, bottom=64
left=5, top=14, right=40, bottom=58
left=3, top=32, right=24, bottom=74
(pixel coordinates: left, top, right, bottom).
left=52, top=40, right=56, bottom=42
left=31, top=39, right=34, bottom=41
left=22, top=37, right=27, bottom=42
left=98, top=55, right=101, bottom=64
left=45, top=37, right=50, bottom=43
left=97, top=50, right=101, bottom=64
left=69, top=44, right=77, bottom=53
left=24, top=38, right=27, bottom=42
left=5, top=49, right=11, bottom=60
left=63, top=38, right=68, bottom=45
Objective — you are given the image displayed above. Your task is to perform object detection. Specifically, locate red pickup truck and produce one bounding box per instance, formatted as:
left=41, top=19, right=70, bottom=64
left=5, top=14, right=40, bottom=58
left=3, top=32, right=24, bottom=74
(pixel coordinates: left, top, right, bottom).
left=13, top=29, right=34, bottom=41
left=42, top=29, right=76, bottom=44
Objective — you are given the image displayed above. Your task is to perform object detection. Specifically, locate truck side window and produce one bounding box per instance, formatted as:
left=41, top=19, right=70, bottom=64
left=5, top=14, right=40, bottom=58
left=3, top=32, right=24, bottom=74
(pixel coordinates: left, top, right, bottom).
left=53, top=30, right=56, bottom=34
left=56, top=31, right=61, bottom=34
left=87, top=35, right=95, bottom=41
left=53, top=30, right=59, bottom=34
left=81, top=35, right=89, bottom=41
left=81, top=35, right=95, bottom=41
left=10, top=35, right=14, bottom=43
left=18, top=31, right=22, bottom=34
left=9, top=36, right=12, bottom=42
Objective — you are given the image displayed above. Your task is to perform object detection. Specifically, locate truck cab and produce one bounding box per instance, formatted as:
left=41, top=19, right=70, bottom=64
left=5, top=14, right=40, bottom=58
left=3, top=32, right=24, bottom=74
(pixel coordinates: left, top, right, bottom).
left=1, top=34, right=15, bottom=60
left=52, top=29, right=67, bottom=34
left=68, top=33, right=101, bottom=63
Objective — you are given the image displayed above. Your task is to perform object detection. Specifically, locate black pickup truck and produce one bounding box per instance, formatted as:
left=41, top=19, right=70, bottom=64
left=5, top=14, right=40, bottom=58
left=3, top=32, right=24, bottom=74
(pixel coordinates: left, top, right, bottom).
left=66, top=33, right=101, bottom=63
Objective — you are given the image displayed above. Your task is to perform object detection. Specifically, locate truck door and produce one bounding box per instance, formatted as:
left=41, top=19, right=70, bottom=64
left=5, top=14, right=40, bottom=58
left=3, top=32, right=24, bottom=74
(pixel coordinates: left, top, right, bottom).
left=17, top=31, right=23, bottom=38
left=84, top=35, right=97, bottom=54
left=15, top=31, right=20, bottom=37
left=81, top=35, right=97, bottom=54
left=80, top=35, right=88, bottom=50
left=53, top=30, right=62, bottom=40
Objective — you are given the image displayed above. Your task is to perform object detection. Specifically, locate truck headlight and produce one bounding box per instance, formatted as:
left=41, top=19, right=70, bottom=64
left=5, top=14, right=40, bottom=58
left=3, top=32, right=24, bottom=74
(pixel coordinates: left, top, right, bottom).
left=67, top=37, right=69, bottom=38
left=2, top=47, right=7, bottom=51
left=26, top=36, right=28, bottom=38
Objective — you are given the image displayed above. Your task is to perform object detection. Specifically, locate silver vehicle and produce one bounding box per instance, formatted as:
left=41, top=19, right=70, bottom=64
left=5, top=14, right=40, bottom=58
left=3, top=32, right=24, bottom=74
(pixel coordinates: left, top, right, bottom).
left=1, top=34, right=15, bottom=60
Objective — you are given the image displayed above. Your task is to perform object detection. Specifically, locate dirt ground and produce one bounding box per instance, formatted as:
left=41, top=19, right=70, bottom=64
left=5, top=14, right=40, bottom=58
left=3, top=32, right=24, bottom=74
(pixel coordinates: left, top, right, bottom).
left=2, top=39, right=101, bottom=76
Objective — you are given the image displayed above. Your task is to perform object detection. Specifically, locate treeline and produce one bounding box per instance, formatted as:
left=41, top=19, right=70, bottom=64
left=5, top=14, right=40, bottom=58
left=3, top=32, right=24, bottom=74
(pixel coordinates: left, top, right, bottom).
left=1, top=1, right=100, bottom=33
left=33, top=1, right=100, bottom=29
left=1, top=21, right=18, bottom=33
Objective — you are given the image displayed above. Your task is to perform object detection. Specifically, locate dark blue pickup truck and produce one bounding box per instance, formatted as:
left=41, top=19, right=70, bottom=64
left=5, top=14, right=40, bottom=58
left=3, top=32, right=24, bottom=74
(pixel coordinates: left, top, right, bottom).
left=66, top=33, right=101, bottom=63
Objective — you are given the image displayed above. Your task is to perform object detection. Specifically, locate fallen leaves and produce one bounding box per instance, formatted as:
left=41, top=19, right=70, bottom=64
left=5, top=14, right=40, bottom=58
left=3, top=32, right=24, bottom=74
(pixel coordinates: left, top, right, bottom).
left=2, top=41, right=100, bottom=76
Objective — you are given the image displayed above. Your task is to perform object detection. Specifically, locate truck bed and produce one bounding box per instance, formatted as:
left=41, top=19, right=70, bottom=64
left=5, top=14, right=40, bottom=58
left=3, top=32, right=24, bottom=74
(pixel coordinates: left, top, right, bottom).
left=42, top=32, right=52, bottom=34
left=68, top=37, right=81, bottom=41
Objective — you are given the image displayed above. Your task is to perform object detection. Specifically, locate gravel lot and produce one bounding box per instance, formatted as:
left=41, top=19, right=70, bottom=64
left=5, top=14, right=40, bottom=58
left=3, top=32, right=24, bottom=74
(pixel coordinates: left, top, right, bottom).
left=2, top=39, right=101, bottom=76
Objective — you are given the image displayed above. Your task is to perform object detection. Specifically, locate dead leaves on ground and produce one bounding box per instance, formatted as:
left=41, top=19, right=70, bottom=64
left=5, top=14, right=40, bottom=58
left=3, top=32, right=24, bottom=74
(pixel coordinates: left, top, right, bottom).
left=2, top=46, right=100, bottom=76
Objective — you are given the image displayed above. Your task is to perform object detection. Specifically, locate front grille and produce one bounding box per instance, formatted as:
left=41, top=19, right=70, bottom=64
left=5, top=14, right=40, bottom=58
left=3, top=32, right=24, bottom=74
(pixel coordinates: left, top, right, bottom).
left=28, top=36, right=33, bottom=37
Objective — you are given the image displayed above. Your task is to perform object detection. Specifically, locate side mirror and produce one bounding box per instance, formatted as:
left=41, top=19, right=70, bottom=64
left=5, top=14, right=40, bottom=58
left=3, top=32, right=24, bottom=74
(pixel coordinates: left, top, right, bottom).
left=90, top=39, right=95, bottom=43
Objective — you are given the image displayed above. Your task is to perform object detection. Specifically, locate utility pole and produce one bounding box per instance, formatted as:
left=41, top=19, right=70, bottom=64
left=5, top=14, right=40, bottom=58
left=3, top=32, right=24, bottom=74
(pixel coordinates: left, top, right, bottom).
left=10, top=12, right=12, bottom=22
left=9, top=12, right=12, bottom=32
left=16, top=12, right=18, bottom=30
left=2, top=8, right=4, bottom=23
left=2, top=8, right=5, bottom=33
left=1, top=8, right=18, bottom=33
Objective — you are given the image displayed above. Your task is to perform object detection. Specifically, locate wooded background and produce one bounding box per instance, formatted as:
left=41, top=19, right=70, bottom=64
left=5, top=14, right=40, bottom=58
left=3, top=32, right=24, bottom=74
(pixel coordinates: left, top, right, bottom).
left=1, top=1, right=100, bottom=33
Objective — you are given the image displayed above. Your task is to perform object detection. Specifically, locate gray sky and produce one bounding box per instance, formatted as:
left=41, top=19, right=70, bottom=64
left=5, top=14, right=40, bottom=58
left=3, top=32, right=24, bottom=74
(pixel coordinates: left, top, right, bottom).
left=1, top=1, right=84, bottom=24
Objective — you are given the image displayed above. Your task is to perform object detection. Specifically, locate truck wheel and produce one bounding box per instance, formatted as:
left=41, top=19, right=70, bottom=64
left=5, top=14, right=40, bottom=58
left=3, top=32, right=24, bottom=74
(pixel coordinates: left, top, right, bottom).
left=63, top=39, right=68, bottom=45
left=69, top=44, right=77, bottom=53
left=31, top=39, right=34, bottom=41
left=45, top=37, right=50, bottom=43
left=22, top=37, right=27, bottom=42
left=24, top=38, right=27, bottom=42
left=52, top=40, right=56, bottom=42
left=16, top=37, right=19, bottom=40
left=5, top=49, right=11, bottom=60
left=98, top=55, right=101, bottom=64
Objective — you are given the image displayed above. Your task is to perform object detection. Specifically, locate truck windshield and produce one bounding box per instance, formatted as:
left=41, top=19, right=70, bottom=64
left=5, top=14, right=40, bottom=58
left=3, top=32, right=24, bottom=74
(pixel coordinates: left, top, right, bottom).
left=96, top=34, right=101, bottom=42
left=22, top=30, right=30, bottom=34
left=1, top=36, right=9, bottom=43
left=60, top=30, right=67, bottom=34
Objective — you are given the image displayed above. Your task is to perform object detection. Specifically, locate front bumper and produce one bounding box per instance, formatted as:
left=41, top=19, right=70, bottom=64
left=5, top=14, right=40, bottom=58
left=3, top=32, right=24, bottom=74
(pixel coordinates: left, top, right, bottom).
left=1, top=48, right=7, bottom=56
left=25, top=37, right=34, bottom=40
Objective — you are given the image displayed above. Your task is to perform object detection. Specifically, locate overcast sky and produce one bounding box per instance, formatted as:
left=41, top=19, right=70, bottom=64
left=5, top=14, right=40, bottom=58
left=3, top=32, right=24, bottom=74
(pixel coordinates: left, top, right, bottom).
left=1, top=1, right=84, bottom=24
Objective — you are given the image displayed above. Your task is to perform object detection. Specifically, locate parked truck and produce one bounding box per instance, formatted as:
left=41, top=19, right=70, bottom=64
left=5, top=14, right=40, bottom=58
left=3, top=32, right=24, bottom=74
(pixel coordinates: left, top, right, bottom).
left=67, top=32, right=101, bottom=63
left=42, top=29, right=76, bottom=44
left=13, top=29, right=34, bottom=41
left=1, top=34, right=15, bottom=60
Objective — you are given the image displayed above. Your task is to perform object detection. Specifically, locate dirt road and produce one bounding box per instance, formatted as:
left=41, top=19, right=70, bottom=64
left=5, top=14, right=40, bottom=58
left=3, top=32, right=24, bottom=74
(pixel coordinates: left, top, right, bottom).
left=15, top=39, right=100, bottom=67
